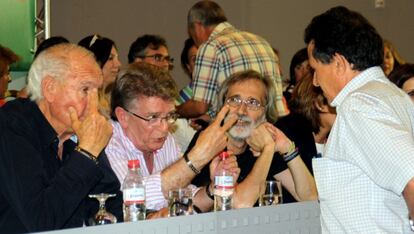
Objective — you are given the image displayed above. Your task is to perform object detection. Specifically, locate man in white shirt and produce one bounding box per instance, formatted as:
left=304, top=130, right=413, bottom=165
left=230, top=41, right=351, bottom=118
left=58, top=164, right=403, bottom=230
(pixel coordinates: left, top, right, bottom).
left=105, top=63, right=239, bottom=214
left=305, top=6, right=414, bottom=233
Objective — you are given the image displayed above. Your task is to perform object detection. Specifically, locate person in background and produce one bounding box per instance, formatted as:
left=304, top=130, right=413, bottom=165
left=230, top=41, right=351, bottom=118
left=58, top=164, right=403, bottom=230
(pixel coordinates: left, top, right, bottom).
left=383, top=39, right=405, bottom=76
left=305, top=6, right=414, bottom=232
left=35, top=36, right=70, bottom=58
left=128, top=34, right=173, bottom=71
left=0, top=44, right=20, bottom=106
left=106, top=63, right=239, bottom=214
left=177, top=0, right=287, bottom=119
left=276, top=73, right=336, bottom=203
left=389, top=63, right=414, bottom=102
left=79, top=34, right=122, bottom=118
left=189, top=70, right=317, bottom=207
left=0, top=44, right=122, bottom=233
left=171, top=38, right=198, bottom=152
left=284, top=48, right=312, bottom=101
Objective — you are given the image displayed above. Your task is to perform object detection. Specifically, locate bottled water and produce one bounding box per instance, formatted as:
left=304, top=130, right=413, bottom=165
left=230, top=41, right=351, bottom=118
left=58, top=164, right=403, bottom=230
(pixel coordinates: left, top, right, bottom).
left=214, top=152, right=234, bottom=211
left=123, top=159, right=146, bottom=221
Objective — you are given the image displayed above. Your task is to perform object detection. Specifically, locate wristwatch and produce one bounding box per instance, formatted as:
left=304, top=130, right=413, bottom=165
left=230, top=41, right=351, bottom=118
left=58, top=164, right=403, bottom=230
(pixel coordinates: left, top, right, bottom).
left=409, top=218, right=414, bottom=231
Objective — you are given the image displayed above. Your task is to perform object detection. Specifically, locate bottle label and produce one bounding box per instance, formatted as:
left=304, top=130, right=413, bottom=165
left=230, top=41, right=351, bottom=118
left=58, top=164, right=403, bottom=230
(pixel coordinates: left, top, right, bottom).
left=215, top=175, right=234, bottom=189
left=123, top=188, right=145, bottom=203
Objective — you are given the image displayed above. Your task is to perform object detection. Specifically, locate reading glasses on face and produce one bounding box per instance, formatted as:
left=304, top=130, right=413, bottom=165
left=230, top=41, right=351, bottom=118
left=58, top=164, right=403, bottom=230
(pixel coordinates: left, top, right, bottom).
left=140, top=54, right=174, bottom=64
left=126, top=109, right=178, bottom=125
left=225, top=96, right=264, bottom=111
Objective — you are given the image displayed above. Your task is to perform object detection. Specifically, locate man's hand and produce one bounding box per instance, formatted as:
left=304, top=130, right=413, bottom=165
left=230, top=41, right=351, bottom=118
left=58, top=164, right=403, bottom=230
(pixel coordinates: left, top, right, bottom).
left=191, top=105, right=238, bottom=161
left=264, top=123, right=293, bottom=155
left=69, top=89, right=113, bottom=157
left=246, top=122, right=276, bottom=156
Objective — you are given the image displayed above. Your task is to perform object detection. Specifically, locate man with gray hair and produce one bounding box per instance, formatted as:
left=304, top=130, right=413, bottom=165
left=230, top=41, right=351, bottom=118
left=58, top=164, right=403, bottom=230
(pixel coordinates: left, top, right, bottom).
left=177, top=0, right=288, bottom=121
left=0, top=44, right=122, bottom=232
left=106, top=63, right=239, bottom=214
left=189, top=70, right=317, bottom=207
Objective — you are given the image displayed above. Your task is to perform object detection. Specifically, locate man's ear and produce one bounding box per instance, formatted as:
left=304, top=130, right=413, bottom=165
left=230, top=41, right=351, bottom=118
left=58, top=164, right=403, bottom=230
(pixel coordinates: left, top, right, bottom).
left=115, top=106, right=129, bottom=129
left=333, top=53, right=353, bottom=76
left=41, top=76, right=58, bottom=102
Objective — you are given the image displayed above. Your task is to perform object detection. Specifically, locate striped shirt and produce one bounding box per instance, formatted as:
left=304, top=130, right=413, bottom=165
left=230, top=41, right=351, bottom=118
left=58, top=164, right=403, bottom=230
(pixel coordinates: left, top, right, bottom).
left=313, top=67, right=414, bottom=233
left=192, top=22, right=287, bottom=117
left=106, top=121, right=197, bottom=210
left=176, top=83, right=193, bottom=105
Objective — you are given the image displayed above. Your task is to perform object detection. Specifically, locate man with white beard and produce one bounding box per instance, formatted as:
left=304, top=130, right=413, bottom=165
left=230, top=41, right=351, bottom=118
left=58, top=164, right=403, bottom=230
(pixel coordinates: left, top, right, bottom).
left=187, top=70, right=317, bottom=207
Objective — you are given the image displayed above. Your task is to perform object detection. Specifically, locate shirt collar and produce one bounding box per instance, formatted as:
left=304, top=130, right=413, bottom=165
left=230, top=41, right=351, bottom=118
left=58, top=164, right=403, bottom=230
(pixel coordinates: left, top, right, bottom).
left=208, top=22, right=234, bottom=40
left=331, top=66, right=387, bottom=107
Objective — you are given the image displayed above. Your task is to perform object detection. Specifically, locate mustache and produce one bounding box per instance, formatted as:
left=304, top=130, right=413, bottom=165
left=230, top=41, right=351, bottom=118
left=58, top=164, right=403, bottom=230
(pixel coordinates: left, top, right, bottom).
left=224, top=113, right=253, bottom=124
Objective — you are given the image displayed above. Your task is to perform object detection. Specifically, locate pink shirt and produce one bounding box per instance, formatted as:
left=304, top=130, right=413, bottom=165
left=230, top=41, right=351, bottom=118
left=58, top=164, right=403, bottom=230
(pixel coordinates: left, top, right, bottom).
left=106, top=121, right=198, bottom=210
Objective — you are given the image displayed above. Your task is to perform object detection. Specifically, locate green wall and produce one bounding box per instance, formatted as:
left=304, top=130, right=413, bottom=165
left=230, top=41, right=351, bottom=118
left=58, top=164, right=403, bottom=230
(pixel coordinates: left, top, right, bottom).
left=0, top=0, right=35, bottom=72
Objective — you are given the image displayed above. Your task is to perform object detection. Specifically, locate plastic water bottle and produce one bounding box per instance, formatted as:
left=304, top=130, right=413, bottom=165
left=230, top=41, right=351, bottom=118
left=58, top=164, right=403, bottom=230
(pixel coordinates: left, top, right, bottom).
left=123, top=159, right=146, bottom=221
left=214, top=152, right=234, bottom=211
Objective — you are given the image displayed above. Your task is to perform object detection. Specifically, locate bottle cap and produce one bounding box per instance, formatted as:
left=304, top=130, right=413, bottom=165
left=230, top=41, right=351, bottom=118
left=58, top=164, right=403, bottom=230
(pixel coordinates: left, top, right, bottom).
left=127, top=159, right=140, bottom=169
left=218, top=151, right=229, bottom=159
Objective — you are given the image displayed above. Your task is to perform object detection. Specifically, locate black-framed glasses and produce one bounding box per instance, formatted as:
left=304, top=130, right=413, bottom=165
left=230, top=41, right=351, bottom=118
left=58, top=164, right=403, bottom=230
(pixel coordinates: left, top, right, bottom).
left=140, top=54, right=174, bottom=64
left=225, top=96, right=264, bottom=111
left=126, top=109, right=179, bottom=125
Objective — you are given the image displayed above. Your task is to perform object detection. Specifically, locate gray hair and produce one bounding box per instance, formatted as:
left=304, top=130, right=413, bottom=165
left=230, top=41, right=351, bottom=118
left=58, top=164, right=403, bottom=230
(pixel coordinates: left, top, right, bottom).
left=110, top=63, right=178, bottom=121
left=217, top=70, right=279, bottom=123
left=187, top=1, right=227, bottom=28
left=27, top=43, right=96, bottom=101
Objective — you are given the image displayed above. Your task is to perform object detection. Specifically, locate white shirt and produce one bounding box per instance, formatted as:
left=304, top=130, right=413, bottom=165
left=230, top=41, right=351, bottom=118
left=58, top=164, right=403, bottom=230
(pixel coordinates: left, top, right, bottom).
left=313, top=67, right=414, bottom=233
left=106, top=121, right=198, bottom=210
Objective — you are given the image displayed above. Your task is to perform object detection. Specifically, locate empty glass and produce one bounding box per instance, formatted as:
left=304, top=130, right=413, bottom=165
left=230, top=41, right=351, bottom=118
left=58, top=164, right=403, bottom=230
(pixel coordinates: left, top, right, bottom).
left=168, top=188, right=194, bottom=217
left=258, top=180, right=282, bottom=206
left=88, top=193, right=117, bottom=225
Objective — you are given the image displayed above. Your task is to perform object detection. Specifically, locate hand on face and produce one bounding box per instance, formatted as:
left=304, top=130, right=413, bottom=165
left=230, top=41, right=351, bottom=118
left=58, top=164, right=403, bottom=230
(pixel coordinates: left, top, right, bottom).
left=193, top=105, right=238, bottom=160
left=209, top=152, right=240, bottom=183
left=68, top=89, right=113, bottom=157
left=246, top=122, right=276, bottom=156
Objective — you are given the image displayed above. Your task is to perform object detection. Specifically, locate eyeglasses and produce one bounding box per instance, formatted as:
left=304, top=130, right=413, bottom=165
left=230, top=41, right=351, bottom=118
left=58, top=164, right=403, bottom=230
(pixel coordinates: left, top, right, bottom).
left=226, top=96, right=264, bottom=111
left=126, top=109, right=179, bottom=125
left=140, top=54, right=174, bottom=64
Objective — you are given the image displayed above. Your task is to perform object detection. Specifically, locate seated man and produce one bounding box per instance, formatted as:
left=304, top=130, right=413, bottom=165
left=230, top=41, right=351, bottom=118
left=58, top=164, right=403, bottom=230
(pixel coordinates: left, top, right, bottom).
left=128, top=34, right=173, bottom=71
left=0, top=44, right=121, bottom=233
left=189, top=70, right=318, bottom=207
left=106, top=63, right=239, bottom=213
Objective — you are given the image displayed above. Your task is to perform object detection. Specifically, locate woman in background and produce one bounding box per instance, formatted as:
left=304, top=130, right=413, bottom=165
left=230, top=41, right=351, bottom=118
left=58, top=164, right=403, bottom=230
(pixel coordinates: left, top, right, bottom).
left=0, top=44, right=20, bottom=107
left=383, top=39, right=405, bottom=76
left=284, top=48, right=312, bottom=101
left=78, top=34, right=121, bottom=117
left=389, top=63, right=414, bottom=103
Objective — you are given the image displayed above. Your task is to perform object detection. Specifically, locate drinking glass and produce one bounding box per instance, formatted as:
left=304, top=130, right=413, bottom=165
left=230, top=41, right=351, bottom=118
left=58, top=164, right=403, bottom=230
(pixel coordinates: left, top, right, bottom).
left=168, top=188, right=194, bottom=217
left=88, top=193, right=117, bottom=225
left=258, top=180, right=282, bottom=206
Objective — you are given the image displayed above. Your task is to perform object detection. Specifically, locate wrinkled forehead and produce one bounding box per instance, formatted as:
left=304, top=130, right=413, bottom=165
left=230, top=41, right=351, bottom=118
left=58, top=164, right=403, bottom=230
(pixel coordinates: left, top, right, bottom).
left=227, top=79, right=266, bottom=102
left=69, top=57, right=103, bottom=86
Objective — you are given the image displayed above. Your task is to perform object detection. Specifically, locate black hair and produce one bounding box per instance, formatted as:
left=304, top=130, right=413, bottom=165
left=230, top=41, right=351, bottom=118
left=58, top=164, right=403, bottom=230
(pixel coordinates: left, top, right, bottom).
left=289, top=48, right=308, bottom=85
left=128, top=34, right=168, bottom=64
left=34, top=36, right=69, bottom=58
left=304, top=6, right=383, bottom=71
left=389, top=63, right=414, bottom=88
left=180, top=38, right=195, bottom=76
left=78, top=34, right=116, bottom=68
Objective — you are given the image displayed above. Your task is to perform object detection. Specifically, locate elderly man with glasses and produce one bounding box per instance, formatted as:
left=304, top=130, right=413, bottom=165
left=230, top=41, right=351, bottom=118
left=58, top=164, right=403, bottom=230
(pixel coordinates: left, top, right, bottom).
left=128, top=34, right=174, bottom=71
left=188, top=70, right=317, bottom=207
left=105, top=63, right=240, bottom=215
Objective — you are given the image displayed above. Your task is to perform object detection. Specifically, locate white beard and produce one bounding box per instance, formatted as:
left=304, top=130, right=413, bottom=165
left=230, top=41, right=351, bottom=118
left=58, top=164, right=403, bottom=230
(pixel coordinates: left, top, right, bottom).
left=225, top=113, right=266, bottom=141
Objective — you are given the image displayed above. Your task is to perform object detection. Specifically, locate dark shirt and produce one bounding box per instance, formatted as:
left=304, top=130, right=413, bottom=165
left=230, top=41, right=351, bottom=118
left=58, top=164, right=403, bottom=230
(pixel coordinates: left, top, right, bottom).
left=0, top=99, right=123, bottom=233
left=187, top=131, right=288, bottom=188
left=275, top=113, right=317, bottom=203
